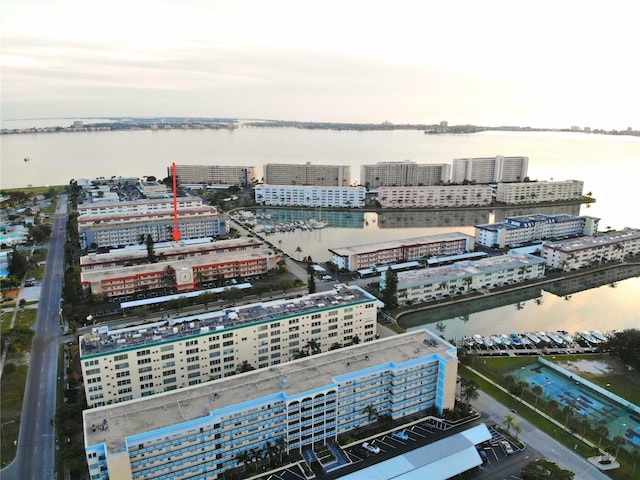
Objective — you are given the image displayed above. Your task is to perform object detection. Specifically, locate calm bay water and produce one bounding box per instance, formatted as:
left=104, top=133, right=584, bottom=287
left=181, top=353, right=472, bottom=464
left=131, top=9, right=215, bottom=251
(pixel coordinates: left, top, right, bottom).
left=1, top=126, right=639, bottom=335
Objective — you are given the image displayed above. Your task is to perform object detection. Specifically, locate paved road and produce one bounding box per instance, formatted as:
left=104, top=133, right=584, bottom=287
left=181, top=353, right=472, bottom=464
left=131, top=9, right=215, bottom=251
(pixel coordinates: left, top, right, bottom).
left=1, top=196, right=67, bottom=480
left=473, top=389, right=611, bottom=479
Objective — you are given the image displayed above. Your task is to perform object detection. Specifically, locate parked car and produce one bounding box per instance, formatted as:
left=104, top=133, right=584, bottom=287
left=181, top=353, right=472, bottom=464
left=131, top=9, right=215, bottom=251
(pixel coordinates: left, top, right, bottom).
left=391, top=430, right=409, bottom=441
left=352, top=446, right=370, bottom=458
left=362, top=442, right=380, bottom=454
left=478, top=450, right=488, bottom=462
left=500, top=440, right=514, bottom=455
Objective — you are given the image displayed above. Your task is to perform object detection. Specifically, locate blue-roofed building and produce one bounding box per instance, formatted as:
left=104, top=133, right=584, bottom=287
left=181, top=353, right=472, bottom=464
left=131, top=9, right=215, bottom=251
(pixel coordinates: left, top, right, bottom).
left=83, top=329, right=458, bottom=480
left=475, top=213, right=599, bottom=248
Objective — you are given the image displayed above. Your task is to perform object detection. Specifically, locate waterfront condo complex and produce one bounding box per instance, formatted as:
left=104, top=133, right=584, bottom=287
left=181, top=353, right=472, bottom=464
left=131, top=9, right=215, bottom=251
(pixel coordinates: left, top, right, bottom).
left=83, top=329, right=458, bottom=480
left=542, top=227, right=640, bottom=271
left=496, top=180, right=584, bottom=204
left=171, top=164, right=258, bottom=186
left=377, top=184, right=492, bottom=208
left=264, top=162, right=351, bottom=186
left=475, top=213, right=600, bottom=249
left=254, top=185, right=366, bottom=208
left=451, top=155, right=529, bottom=184
left=77, top=197, right=227, bottom=249
left=381, top=252, right=546, bottom=306
left=79, top=285, right=378, bottom=407
left=360, top=160, right=451, bottom=188
left=329, top=232, right=475, bottom=271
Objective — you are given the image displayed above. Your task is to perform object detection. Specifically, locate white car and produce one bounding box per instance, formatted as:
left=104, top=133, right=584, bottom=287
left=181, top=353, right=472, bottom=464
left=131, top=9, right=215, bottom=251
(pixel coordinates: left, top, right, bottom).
left=362, top=442, right=380, bottom=454
left=500, top=440, right=514, bottom=455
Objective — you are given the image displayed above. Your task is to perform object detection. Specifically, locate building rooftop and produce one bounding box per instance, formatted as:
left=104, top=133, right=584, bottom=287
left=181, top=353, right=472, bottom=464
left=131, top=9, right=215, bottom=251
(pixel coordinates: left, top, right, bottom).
left=83, top=329, right=456, bottom=454
left=329, top=232, right=473, bottom=257
left=543, top=228, right=640, bottom=252
left=80, top=285, right=376, bottom=357
left=396, top=253, right=545, bottom=288
left=476, top=213, right=599, bottom=231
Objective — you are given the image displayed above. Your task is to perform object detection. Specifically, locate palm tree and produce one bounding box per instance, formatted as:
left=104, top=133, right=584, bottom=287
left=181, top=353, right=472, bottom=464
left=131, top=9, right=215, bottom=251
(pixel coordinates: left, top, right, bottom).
left=514, top=424, right=522, bottom=440
left=503, top=414, right=515, bottom=432
left=236, top=360, right=256, bottom=374
left=305, top=338, right=321, bottom=355
left=295, top=246, right=303, bottom=260
left=581, top=418, right=591, bottom=437
left=435, top=321, right=446, bottom=335
left=363, top=404, right=378, bottom=424
left=548, top=399, right=559, bottom=417
left=613, top=435, right=626, bottom=458
left=276, top=436, right=286, bottom=464
left=563, top=406, right=574, bottom=428
left=595, top=424, right=609, bottom=447
left=236, top=450, right=250, bottom=472
left=532, top=384, right=543, bottom=408
left=631, top=448, right=640, bottom=476
left=461, top=378, right=479, bottom=414
left=463, top=276, right=472, bottom=292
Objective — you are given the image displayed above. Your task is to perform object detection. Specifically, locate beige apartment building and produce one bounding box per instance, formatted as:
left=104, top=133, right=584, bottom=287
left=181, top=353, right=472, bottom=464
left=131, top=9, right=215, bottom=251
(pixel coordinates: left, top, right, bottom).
left=496, top=180, right=584, bottom=204
left=79, top=285, right=378, bottom=407
left=452, top=156, right=529, bottom=183
left=361, top=160, right=451, bottom=188
left=264, top=162, right=351, bottom=186
left=377, top=185, right=492, bottom=208
left=172, top=164, right=258, bottom=185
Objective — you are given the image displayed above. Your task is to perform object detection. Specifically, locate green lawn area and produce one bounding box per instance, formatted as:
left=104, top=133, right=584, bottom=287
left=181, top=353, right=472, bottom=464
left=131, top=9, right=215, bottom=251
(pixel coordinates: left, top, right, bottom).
left=0, top=364, right=27, bottom=467
left=1, top=185, right=65, bottom=195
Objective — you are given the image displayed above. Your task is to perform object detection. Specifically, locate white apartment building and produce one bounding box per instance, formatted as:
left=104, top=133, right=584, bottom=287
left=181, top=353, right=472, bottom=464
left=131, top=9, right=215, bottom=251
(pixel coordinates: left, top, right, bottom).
left=254, top=185, right=365, bottom=208
left=79, top=285, right=378, bottom=407
left=542, top=228, right=640, bottom=271
left=78, top=198, right=227, bottom=249
left=496, top=180, right=584, bottom=204
left=83, top=329, right=458, bottom=480
left=361, top=161, right=451, bottom=188
left=475, top=213, right=600, bottom=249
left=172, top=164, right=258, bottom=185
left=80, top=243, right=281, bottom=297
left=452, top=156, right=529, bottom=184
left=382, top=252, right=546, bottom=306
left=264, top=162, right=351, bottom=186
left=378, top=185, right=492, bottom=208
left=329, top=233, right=474, bottom=271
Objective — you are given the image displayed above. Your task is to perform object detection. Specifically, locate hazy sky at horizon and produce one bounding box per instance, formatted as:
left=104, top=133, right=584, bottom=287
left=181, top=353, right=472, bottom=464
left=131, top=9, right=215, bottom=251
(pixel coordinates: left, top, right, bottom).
left=1, top=0, right=638, bottom=129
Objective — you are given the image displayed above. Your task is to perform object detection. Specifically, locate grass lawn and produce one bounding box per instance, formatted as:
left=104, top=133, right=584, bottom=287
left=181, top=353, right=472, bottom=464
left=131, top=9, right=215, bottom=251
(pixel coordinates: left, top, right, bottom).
left=13, top=309, right=37, bottom=329
left=1, top=185, right=65, bottom=195
left=0, top=364, right=27, bottom=467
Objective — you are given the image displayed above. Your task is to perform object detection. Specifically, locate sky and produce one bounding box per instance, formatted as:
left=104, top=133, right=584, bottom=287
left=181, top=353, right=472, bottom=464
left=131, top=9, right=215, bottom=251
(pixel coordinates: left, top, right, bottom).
left=1, top=0, right=639, bottom=129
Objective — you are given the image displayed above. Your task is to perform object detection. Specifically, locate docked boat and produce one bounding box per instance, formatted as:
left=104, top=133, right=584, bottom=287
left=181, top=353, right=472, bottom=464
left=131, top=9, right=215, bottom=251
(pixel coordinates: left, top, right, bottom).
left=537, top=332, right=551, bottom=343
left=558, top=331, right=574, bottom=344
left=483, top=336, right=494, bottom=348
left=546, top=332, right=564, bottom=345
left=509, top=333, right=522, bottom=346
left=525, top=332, right=541, bottom=344
left=520, top=336, right=532, bottom=346
left=463, top=336, right=475, bottom=347
left=491, top=335, right=503, bottom=346
left=577, top=331, right=597, bottom=344
left=591, top=331, right=607, bottom=342
left=473, top=334, right=484, bottom=346
left=500, top=334, right=512, bottom=346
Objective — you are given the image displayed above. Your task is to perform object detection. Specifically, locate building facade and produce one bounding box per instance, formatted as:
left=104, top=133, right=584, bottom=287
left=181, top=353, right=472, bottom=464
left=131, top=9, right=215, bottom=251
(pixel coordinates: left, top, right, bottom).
left=496, top=180, right=584, bottom=204
left=264, top=162, right=351, bottom=186
left=451, top=156, right=529, bottom=184
left=475, top=213, right=600, bottom=249
left=377, top=185, right=492, bottom=208
left=79, top=285, right=379, bottom=407
left=172, top=165, right=258, bottom=186
left=329, top=233, right=474, bottom=271
left=78, top=198, right=227, bottom=249
left=80, top=242, right=280, bottom=297
left=381, top=252, right=546, bottom=306
left=254, top=185, right=365, bottom=208
left=361, top=161, right=451, bottom=188
left=542, top=228, right=640, bottom=271
left=83, top=329, right=458, bottom=480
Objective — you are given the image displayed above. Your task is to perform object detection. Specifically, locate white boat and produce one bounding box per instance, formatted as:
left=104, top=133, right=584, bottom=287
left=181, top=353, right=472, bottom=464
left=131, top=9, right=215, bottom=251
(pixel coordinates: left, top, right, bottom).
left=463, top=336, right=475, bottom=347
left=308, top=219, right=328, bottom=229
left=546, top=332, right=564, bottom=345
left=509, top=333, right=522, bottom=345
left=525, top=332, right=541, bottom=344
left=473, top=334, right=484, bottom=346
left=537, top=332, right=551, bottom=343
left=500, top=334, right=512, bottom=346
left=483, top=336, right=494, bottom=348
left=558, top=331, right=574, bottom=344
left=591, top=331, right=607, bottom=342
left=491, top=335, right=503, bottom=346
left=520, top=336, right=532, bottom=346
left=577, top=331, right=597, bottom=343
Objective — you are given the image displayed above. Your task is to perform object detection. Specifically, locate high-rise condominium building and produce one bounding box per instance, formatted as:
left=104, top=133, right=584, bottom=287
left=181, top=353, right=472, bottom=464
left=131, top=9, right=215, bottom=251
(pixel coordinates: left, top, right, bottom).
left=264, top=162, right=351, bottom=186
left=171, top=165, right=258, bottom=185
left=451, top=156, right=528, bottom=184
left=361, top=161, right=451, bottom=188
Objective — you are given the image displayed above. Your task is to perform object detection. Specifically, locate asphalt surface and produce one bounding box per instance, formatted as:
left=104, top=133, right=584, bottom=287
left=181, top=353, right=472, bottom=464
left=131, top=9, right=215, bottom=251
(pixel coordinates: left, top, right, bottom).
left=1, top=196, right=67, bottom=480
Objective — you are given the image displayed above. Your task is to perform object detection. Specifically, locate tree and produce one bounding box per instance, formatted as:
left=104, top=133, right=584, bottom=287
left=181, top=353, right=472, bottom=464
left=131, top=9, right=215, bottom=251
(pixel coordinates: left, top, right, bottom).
left=381, top=268, right=398, bottom=309
left=503, top=414, right=515, bottom=432
left=521, top=459, right=574, bottom=480
left=305, top=338, right=321, bottom=355
left=595, top=424, right=609, bottom=447
left=145, top=234, right=157, bottom=263
left=603, top=329, right=640, bottom=372
left=236, top=360, right=256, bottom=374
left=8, top=246, right=27, bottom=279
left=460, top=378, right=479, bottom=414
left=514, top=424, right=522, bottom=440
left=363, top=404, right=378, bottom=424
left=295, top=246, right=303, bottom=260
left=532, top=384, right=543, bottom=408
left=612, top=435, right=626, bottom=458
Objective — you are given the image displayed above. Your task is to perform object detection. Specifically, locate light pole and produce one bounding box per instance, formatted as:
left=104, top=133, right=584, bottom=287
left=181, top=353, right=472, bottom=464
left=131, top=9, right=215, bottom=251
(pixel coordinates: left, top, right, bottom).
left=1, top=420, right=16, bottom=446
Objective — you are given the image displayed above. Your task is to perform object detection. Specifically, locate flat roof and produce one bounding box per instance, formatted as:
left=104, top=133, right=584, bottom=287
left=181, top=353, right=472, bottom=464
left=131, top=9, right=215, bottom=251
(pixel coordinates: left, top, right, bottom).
left=80, top=285, right=376, bottom=357
left=329, top=232, right=473, bottom=257
left=544, top=228, right=640, bottom=252
left=339, top=424, right=491, bottom=480
left=397, top=253, right=544, bottom=288
left=83, top=329, right=457, bottom=454
left=119, top=283, right=252, bottom=309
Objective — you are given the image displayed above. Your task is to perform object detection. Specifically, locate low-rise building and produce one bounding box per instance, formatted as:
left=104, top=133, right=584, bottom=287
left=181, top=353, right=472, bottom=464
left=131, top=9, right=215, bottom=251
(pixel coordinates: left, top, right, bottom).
left=80, top=240, right=280, bottom=297
left=377, top=185, right=492, bottom=208
left=77, top=198, right=227, bottom=249
left=83, top=329, right=457, bottom=480
left=254, top=185, right=365, bottom=208
left=264, top=162, right=351, bottom=186
left=542, top=228, right=640, bottom=271
left=329, top=233, right=474, bottom=271
left=496, top=180, right=584, bottom=204
left=79, top=285, right=379, bottom=407
left=475, top=213, right=599, bottom=249
left=381, top=252, right=546, bottom=306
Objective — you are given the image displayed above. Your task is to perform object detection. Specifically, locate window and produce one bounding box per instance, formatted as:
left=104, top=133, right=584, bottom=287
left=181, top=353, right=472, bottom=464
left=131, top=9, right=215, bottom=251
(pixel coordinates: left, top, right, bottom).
left=114, top=354, right=127, bottom=361
left=115, top=362, right=129, bottom=370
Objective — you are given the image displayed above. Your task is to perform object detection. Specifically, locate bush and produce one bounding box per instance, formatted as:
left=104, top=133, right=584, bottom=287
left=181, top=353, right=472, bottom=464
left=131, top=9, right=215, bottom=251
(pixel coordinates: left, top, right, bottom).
left=3, top=363, right=16, bottom=375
